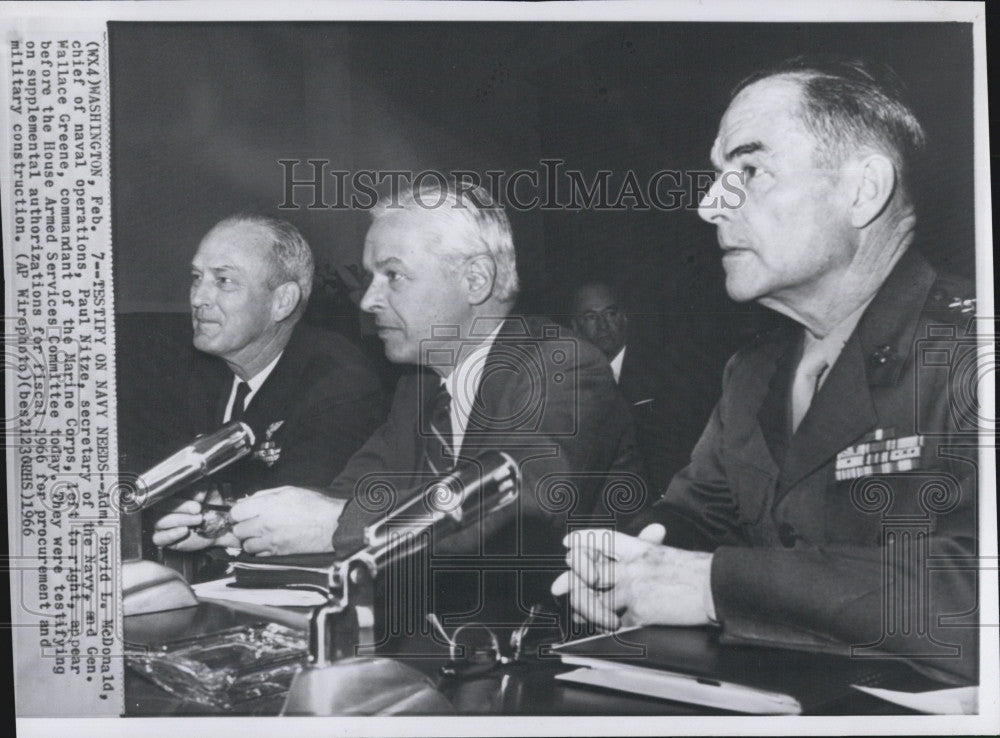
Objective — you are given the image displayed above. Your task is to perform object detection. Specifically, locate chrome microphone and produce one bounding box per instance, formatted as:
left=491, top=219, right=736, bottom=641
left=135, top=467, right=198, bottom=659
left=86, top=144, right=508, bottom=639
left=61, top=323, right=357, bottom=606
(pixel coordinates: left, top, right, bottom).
left=121, top=421, right=256, bottom=512
left=357, top=450, right=520, bottom=573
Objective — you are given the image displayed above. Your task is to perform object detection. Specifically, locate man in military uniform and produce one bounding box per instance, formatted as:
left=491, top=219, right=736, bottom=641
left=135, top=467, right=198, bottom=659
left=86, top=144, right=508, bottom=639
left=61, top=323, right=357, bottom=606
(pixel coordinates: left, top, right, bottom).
left=555, top=56, right=978, bottom=684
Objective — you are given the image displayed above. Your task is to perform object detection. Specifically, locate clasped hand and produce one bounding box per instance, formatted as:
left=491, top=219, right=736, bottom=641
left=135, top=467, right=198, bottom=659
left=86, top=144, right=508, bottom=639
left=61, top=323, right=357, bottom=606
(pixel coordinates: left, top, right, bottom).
left=551, top=524, right=717, bottom=631
left=152, top=486, right=344, bottom=556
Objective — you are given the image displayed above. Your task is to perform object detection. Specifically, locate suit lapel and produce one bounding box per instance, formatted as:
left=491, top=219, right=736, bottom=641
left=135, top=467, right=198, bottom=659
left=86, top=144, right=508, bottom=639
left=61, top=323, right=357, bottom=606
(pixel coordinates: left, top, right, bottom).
left=465, top=316, right=527, bottom=436
left=241, top=352, right=296, bottom=438
left=188, top=352, right=230, bottom=432
left=779, top=335, right=877, bottom=489
left=756, top=335, right=798, bottom=468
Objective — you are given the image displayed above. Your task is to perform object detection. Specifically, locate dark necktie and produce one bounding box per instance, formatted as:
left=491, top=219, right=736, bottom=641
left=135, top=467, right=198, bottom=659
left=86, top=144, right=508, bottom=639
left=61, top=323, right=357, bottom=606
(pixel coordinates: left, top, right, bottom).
left=230, top=380, right=251, bottom=422
left=423, top=382, right=455, bottom=475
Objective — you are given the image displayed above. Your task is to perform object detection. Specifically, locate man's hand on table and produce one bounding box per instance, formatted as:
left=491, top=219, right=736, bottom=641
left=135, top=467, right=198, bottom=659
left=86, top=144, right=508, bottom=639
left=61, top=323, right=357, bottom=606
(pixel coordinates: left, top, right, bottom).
left=551, top=524, right=717, bottom=630
left=230, top=486, right=345, bottom=556
left=151, top=488, right=241, bottom=551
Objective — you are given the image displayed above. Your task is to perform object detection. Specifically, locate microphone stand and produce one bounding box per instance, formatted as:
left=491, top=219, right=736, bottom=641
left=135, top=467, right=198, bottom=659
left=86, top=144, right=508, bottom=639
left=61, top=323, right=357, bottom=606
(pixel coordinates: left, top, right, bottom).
left=121, top=421, right=256, bottom=616
left=281, top=451, right=520, bottom=715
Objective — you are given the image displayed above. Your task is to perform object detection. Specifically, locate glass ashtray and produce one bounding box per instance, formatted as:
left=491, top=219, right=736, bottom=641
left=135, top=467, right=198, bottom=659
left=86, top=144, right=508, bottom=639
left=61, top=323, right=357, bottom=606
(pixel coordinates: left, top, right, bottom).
left=125, top=621, right=308, bottom=711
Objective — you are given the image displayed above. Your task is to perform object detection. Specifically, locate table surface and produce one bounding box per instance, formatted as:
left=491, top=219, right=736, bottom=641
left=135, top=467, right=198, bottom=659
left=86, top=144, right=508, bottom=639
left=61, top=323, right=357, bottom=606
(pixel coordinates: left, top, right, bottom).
left=123, top=600, right=920, bottom=717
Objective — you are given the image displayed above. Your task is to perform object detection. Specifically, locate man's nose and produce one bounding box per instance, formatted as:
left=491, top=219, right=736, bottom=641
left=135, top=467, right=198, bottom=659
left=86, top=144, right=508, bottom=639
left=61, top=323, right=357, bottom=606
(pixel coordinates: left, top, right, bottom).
left=359, top=280, right=382, bottom=314
left=697, top=174, right=729, bottom=224
left=190, top=279, right=213, bottom=307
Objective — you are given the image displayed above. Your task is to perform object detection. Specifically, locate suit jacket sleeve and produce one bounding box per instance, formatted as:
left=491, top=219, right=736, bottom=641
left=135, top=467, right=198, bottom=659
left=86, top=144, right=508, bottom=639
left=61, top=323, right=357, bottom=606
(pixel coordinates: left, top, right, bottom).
left=630, top=355, right=743, bottom=551
left=326, top=373, right=421, bottom=551
left=485, top=336, right=640, bottom=553
left=268, top=363, right=388, bottom=488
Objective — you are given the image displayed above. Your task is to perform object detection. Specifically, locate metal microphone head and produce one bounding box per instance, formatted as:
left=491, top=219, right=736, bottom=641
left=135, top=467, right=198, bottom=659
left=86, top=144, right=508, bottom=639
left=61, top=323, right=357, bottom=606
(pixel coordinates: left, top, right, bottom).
left=359, top=451, right=519, bottom=570
left=121, top=421, right=256, bottom=512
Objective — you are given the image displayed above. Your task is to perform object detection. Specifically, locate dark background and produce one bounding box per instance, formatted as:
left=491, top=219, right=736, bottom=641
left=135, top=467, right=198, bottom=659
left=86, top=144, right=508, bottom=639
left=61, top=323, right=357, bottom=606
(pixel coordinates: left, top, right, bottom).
left=109, top=21, right=977, bottom=476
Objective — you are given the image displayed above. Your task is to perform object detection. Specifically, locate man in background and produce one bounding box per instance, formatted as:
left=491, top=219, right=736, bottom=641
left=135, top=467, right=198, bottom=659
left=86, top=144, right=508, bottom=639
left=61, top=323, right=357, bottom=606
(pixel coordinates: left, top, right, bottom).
left=572, top=281, right=702, bottom=498
left=150, top=214, right=385, bottom=560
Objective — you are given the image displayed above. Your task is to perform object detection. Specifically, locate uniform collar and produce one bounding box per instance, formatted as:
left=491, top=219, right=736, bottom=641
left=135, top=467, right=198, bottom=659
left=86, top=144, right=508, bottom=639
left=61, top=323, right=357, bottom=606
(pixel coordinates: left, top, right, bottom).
left=777, top=248, right=936, bottom=489
left=857, top=248, right=936, bottom=387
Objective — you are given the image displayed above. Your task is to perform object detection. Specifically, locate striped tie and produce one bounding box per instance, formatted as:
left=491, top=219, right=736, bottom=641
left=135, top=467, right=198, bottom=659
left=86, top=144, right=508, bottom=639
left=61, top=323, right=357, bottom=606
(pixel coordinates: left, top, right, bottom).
left=424, top=382, right=455, bottom=475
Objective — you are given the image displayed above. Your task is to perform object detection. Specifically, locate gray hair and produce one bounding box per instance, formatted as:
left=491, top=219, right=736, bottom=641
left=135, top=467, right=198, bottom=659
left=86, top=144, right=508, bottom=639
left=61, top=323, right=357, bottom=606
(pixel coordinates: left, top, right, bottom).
left=369, top=181, right=519, bottom=303
left=215, top=213, right=314, bottom=310
left=733, top=55, right=927, bottom=196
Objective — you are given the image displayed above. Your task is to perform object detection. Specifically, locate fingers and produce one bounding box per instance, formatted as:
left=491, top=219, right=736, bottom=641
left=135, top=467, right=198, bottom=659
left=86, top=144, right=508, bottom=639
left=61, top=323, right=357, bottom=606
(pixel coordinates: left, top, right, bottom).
left=153, top=505, right=204, bottom=533
left=229, top=487, right=288, bottom=522
left=159, top=498, right=203, bottom=519
left=637, top=523, right=666, bottom=544
left=240, top=536, right=273, bottom=557
left=563, top=528, right=653, bottom=562
left=231, top=517, right=275, bottom=557
left=248, top=486, right=284, bottom=498
left=552, top=568, right=614, bottom=625
left=565, top=542, right=615, bottom=591
left=151, top=526, right=191, bottom=548
left=551, top=570, right=571, bottom=597
left=554, top=527, right=652, bottom=630
left=564, top=571, right=621, bottom=631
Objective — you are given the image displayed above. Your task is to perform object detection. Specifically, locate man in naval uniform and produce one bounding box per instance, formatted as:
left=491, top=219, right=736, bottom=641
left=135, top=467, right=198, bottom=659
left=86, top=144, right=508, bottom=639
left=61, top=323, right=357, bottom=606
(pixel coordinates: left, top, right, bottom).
left=150, top=214, right=385, bottom=562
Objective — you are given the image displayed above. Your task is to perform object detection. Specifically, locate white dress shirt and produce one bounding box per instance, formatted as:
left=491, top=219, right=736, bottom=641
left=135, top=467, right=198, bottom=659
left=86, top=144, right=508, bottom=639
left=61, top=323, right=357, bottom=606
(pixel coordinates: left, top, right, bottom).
left=441, top=323, right=504, bottom=458
left=609, top=345, right=626, bottom=384
left=223, top=351, right=283, bottom=422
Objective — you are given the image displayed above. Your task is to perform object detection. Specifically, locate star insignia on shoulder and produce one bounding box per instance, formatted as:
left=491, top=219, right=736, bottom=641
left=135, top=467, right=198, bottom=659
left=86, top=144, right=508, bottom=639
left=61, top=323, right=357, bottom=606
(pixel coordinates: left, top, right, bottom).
left=947, top=296, right=976, bottom=315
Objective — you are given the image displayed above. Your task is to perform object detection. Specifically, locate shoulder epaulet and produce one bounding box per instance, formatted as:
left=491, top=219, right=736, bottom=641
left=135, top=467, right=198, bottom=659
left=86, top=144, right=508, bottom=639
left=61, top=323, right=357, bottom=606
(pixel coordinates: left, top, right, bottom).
left=926, top=275, right=976, bottom=317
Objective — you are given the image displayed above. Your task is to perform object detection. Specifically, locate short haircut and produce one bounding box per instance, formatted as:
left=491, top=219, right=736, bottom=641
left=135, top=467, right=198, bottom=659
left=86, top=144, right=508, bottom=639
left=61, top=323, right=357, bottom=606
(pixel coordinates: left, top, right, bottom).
left=215, top=213, right=314, bottom=309
left=369, top=181, right=519, bottom=303
left=733, top=55, right=927, bottom=195
left=573, top=281, right=627, bottom=313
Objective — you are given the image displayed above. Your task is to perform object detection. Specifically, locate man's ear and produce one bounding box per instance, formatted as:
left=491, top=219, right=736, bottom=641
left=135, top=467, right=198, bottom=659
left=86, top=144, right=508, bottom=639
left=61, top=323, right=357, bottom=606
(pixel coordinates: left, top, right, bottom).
left=271, top=281, right=302, bottom=322
left=849, top=153, right=897, bottom=228
left=463, top=254, right=496, bottom=306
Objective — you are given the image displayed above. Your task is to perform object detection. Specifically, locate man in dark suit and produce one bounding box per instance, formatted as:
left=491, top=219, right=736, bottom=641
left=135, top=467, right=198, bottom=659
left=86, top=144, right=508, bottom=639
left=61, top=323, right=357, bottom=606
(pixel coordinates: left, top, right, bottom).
left=151, top=214, right=385, bottom=554
left=556, top=56, right=978, bottom=684
left=571, top=282, right=704, bottom=499
left=226, top=184, right=640, bottom=618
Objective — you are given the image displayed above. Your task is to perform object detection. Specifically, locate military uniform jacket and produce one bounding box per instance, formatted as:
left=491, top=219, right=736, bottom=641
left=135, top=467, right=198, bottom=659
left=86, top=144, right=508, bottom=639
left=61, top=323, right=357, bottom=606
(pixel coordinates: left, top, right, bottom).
left=187, top=324, right=387, bottom=497
left=642, top=249, right=979, bottom=684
